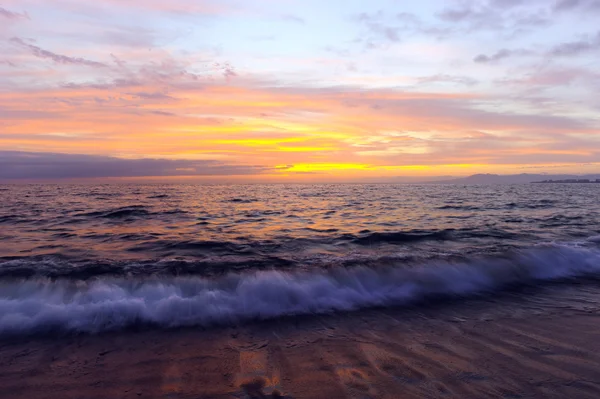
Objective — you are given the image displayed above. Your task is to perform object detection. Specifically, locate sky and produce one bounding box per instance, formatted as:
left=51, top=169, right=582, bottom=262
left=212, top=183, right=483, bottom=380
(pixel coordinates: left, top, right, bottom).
left=1, top=0, right=600, bottom=181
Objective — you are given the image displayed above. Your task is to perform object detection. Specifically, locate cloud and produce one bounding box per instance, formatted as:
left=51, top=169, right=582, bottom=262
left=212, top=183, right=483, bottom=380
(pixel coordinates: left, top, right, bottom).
left=437, top=6, right=480, bottom=23
left=1, top=79, right=596, bottom=170
left=474, top=31, right=600, bottom=64
left=352, top=10, right=472, bottom=52
left=0, top=6, right=28, bottom=20
left=10, top=37, right=108, bottom=68
left=548, top=31, right=600, bottom=56
left=216, top=62, right=237, bottom=81
left=352, top=129, right=600, bottom=167
left=343, top=94, right=590, bottom=133
left=436, top=2, right=550, bottom=33
left=554, top=0, right=582, bottom=11
left=489, top=0, right=528, bottom=7
left=554, top=0, right=600, bottom=13
left=474, top=48, right=531, bottom=63
left=500, top=66, right=600, bottom=87
left=0, top=151, right=272, bottom=179
left=474, top=49, right=512, bottom=63
left=129, top=91, right=176, bottom=100
left=355, top=11, right=403, bottom=48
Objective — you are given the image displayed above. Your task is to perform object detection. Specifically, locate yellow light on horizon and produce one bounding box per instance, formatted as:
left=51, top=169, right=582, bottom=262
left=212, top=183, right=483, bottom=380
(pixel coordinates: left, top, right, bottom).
left=278, top=163, right=373, bottom=172
left=275, top=163, right=488, bottom=175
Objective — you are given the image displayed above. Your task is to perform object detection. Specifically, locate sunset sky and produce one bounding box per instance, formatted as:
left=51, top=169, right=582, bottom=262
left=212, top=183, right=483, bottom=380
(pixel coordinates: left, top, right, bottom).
left=1, top=0, right=600, bottom=181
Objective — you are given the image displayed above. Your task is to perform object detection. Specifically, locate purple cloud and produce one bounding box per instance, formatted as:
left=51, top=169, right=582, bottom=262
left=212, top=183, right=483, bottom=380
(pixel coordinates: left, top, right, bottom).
left=10, top=37, right=108, bottom=68
left=501, top=66, right=600, bottom=87
left=554, top=0, right=583, bottom=11
left=474, top=48, right=532, bottom=63
left=490, top=0, right=527, bottom=7
left=0, top=151, right=272, bottom=179
left=474, top=31, right=600, bottom=64
left=549, top=31, right=600, bottom=56
left=0, top=7, right=28, bottom=20
left=437, top=6, right=478, bottom=22
left=437, top=3, right=550, bottom=33
left=355, top=11, right=402, bottom=46
left=475, top=49, right=513, bottom=63
left=554, top=0, right=600, bottom=13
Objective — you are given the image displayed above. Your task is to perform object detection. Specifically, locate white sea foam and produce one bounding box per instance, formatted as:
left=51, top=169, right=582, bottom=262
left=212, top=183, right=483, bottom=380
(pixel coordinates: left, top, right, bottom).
left=1, top=244, right=600, bottom=336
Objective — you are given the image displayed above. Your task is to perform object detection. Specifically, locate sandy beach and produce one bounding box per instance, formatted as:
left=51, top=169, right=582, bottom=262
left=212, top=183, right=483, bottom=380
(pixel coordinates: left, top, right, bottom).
left=2, top=284, right=600, bottom=399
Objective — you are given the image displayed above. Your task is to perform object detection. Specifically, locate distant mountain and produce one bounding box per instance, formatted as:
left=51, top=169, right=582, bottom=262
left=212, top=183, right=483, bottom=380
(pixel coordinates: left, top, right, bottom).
left=422, top=173, right=600, bottom=185
left=380, top=175, right=456, bottom=183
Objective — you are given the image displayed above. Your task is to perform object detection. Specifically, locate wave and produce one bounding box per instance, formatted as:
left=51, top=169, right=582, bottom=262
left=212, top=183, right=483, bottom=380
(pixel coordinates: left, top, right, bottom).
left=352, top=230, right=450, bottom=245
left=226, top=198, right=257, bottom=204
left=437, top=202, right=558, bottom=211
left=0, top=215, right=19, bottom=224
left=73, top=206, right=187, bottom=219
left=347, top=228, right=522, bottom=244
left=1, top=244, right=600, bottom=336
left=128, top=239, right=249, bottom=253
left=437, top=205, right=481, bottom=211
left=75, top=206, right=150, bottom=219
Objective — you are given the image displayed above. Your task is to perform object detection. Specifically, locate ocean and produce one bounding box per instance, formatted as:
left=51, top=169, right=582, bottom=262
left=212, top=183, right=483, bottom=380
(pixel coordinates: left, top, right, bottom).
left=1, top=183, right=600, bottom=336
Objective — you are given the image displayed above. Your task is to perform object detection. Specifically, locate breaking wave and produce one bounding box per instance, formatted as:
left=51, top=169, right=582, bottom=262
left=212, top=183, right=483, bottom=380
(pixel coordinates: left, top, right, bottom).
left=1, top=244, right=600, bottom=336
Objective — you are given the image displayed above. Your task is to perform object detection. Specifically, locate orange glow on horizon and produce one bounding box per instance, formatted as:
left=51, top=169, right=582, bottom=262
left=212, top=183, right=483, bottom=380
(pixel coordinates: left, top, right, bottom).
left=2, top=79, right=599, bottom=179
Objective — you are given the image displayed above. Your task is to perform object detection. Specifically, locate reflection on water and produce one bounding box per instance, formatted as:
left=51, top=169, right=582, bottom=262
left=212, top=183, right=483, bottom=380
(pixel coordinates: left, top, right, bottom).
left=0, top=183, right=599, bottom=277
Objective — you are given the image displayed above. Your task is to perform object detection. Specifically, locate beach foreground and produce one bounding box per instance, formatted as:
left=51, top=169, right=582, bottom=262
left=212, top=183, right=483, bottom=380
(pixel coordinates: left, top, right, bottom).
left=2, top=284, right=600, bottom=399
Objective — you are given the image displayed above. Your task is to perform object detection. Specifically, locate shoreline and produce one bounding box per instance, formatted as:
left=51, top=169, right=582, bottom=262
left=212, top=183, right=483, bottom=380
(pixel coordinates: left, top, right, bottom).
left=2, top=284, right=600, bottom=398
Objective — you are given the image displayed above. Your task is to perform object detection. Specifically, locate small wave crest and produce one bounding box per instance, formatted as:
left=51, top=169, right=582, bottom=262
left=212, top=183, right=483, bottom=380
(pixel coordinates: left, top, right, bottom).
left=1, top=245, right=599, bottom=336
left=75, top=206, right=150, bottom=219
left=73, top=206, right=187, bottom=219
left=436, top=205, right=481, bottom=211
left=352, top=230, right=450, bottom=244
left=226, top=198, right=257, bottom=204
left=0, top=215, right=18, bottom=224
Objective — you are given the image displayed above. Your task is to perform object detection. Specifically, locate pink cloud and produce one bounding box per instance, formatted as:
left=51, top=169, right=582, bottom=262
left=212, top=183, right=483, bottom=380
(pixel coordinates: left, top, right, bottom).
left=0, top=6, right=29, bottom=20
left=10, top=37, right=108, bottom=68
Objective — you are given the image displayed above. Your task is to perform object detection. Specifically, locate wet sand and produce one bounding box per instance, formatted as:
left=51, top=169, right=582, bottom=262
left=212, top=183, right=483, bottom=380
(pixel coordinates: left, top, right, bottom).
left=2, top=285, right=600, bottom=399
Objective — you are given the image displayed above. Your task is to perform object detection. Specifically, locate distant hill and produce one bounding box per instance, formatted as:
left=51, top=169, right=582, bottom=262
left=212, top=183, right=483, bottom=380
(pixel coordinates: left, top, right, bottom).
left=422, top=173, right=600, bottom=185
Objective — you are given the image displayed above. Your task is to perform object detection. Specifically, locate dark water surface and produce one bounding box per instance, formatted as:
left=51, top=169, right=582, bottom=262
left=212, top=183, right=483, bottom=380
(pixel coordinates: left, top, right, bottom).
left=1, top=183, right=600, bottom=335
